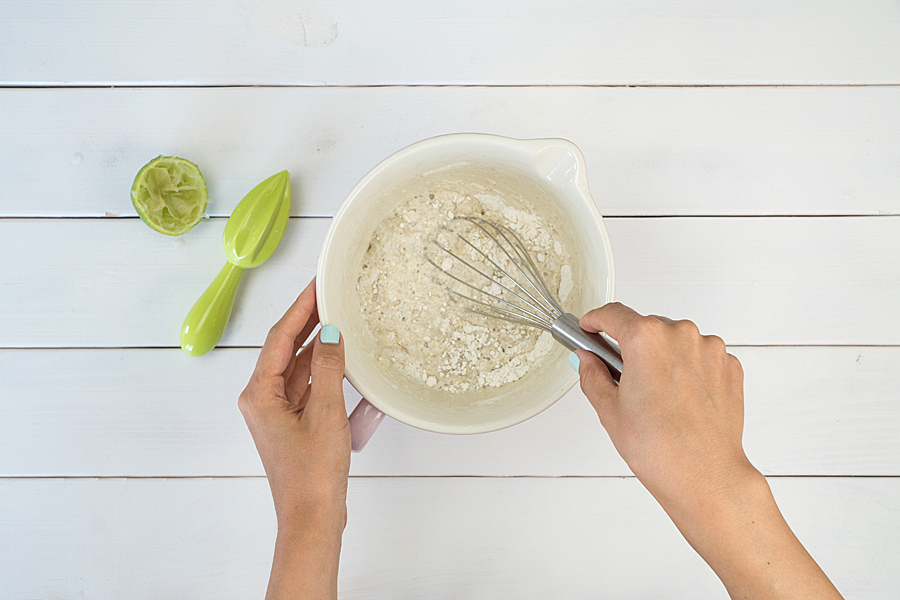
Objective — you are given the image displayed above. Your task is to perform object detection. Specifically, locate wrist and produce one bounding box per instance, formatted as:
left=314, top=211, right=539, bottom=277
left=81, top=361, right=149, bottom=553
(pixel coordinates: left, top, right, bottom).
left=645, top=453, right=762, bottom=524
left=665, top=467, right=805, bottom=592
left=268, top=506, right=345, bottom=600
left=276, top=495, right=347, bottom=538
left=673, top=469, right=843, bottom=599
left=661, top=461, right=770, bottom=543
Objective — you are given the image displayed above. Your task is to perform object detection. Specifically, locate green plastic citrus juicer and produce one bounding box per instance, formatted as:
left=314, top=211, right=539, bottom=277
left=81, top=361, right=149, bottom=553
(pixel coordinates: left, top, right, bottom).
left=180, top=170, right=291, bottom=356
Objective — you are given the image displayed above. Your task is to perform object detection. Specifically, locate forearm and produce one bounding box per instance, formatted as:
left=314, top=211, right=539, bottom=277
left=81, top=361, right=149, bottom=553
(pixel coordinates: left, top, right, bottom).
left=663, top=469, right=843, bottom=600
left=265, top=509, right=345, bottom=600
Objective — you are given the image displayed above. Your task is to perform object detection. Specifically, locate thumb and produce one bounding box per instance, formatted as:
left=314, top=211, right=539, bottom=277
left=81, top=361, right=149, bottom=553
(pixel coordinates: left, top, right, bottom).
left=575, top=349, right=618, bottom=422
left=579, top=302, right=644, bottom=355
left=307, top=324, right=346, bottom=416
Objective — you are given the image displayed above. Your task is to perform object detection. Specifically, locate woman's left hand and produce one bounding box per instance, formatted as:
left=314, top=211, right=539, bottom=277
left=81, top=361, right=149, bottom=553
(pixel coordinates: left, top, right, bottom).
left=239, top=278, right=350, bottom=599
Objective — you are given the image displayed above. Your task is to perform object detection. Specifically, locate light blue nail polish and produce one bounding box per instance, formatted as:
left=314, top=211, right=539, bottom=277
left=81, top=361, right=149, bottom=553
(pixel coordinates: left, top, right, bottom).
left=320, top=324, right=340, bottom=344
left=568, top=351, right=580, bottom=372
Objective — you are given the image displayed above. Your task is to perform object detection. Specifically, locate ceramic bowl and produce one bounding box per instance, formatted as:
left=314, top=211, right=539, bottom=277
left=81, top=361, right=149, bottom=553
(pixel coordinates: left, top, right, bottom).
left=317, top=134, right=615, bottom=448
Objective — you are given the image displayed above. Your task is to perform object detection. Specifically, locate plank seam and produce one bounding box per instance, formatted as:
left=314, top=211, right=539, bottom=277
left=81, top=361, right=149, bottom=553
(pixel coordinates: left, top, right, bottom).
left=0, top=475, right=897, bottom=480
left=1, top=83, right=900, bottom=90
left=1, top=344, right=897, bottom=351
left=1, top=215, right=899, bottom=220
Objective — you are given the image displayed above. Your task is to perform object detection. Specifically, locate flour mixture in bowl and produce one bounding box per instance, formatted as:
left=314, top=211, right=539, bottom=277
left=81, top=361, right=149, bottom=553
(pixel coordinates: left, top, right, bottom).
left=356, top=184, right=574, bottom=394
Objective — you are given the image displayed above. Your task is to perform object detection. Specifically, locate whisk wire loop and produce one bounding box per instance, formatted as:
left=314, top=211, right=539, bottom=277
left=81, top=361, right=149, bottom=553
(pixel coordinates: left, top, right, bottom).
left=449, top=290, right=555, bottom=331
left=464, top=218, right=565, bottom=317
left=441, top=225, right=555, bottom=321
left=425, top=245, right=555, bottom=329
left=448, top=218, right=559, bottom=321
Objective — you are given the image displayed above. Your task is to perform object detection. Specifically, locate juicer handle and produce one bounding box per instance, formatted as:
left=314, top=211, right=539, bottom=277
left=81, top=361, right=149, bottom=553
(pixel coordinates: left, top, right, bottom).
left=348, top=398, right=385, bottom=452
left=552, top=313, right=623, bottom=383
left=180, top=262, right=245, bottom=357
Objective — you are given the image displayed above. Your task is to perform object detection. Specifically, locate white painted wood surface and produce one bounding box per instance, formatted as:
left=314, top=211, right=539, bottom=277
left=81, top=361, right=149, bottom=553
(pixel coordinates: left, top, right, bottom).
left=2, top=1, right=899, bottom=598
left=2, top=87, right=899, bottom=218
left=2, top=1, right=899, bottom=86
left=1, top=477, right=896, bottom=598
left=2, top=347, right=898, bottom=477
left=0, top=216, right=897, bottom=347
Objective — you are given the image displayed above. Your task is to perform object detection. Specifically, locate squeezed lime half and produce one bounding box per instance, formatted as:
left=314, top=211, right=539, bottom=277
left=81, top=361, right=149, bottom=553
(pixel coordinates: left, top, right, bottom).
left=131, top=155, right=209, bottom=236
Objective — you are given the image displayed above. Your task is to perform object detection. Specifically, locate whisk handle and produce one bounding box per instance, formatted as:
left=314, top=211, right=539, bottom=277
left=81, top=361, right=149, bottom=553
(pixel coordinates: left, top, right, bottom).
left=552, top=313, right=623, bottom=383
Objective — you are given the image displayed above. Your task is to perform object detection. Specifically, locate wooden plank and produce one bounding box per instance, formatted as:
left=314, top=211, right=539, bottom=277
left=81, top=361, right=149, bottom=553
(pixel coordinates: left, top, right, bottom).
left=0, top=216, right=897, bottom=348
left=2, top=86, right=900, bottom=217
left=1, top=347, right=898, bottom=477
left=0, top=477, right=894, bottom=598
left=610, top=216, right=900, bottom=345
left=2, top=1, right=899, bottom=86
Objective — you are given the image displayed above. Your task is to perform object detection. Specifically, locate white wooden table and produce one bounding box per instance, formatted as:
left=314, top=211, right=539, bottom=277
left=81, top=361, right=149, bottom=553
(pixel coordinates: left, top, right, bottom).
left=2, top=2, right=899, bottom=597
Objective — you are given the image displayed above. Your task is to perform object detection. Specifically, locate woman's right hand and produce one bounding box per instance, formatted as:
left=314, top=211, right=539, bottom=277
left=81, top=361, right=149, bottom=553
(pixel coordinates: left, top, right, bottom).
left=574, top=302, right=754, bottom=516
left=574, top=302, right=843, bottom=600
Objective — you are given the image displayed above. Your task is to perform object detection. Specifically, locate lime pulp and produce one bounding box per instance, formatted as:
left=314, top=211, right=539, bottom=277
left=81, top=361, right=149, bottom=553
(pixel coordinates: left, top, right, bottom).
left=131, top=155, right=209, bottom=236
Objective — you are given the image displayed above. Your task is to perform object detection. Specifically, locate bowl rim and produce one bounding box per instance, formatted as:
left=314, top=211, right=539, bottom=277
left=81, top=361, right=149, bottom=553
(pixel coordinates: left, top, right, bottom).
left=317, top=133, right=616, bottom=434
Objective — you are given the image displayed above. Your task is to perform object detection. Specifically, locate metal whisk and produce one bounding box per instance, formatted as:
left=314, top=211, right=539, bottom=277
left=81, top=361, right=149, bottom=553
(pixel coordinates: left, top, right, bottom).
left=427, top=217, right=623, bottom=382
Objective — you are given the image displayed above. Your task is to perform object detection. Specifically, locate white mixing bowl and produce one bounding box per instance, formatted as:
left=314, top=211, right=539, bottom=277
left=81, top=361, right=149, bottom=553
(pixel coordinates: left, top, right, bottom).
left=317, top=134, right=615, bottom=447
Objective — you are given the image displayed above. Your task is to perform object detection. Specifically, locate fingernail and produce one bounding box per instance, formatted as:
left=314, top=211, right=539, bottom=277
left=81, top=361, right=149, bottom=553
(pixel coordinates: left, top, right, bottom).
left=568, top=351, right=580, bottom=372
left=320, top=324, right=340, bottom=344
